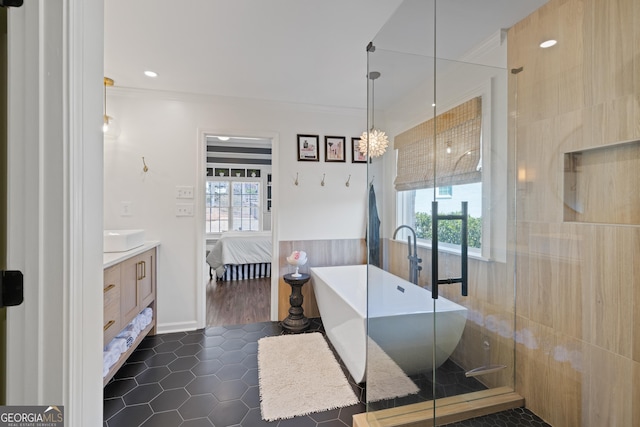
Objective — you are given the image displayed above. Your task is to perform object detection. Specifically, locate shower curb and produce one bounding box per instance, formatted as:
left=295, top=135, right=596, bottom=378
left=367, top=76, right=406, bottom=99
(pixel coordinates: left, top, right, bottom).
left=352, top=386, right=524, bottom=427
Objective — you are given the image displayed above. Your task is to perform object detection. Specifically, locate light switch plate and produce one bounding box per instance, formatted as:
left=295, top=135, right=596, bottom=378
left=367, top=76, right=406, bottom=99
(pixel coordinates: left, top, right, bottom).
left=176, top=203, right=194, bottom=216
left=176, top=186, right=194, bottom=199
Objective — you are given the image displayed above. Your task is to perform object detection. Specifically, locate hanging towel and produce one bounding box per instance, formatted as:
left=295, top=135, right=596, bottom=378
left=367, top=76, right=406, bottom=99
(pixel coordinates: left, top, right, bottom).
left=368, top=184, right=381, bottom=267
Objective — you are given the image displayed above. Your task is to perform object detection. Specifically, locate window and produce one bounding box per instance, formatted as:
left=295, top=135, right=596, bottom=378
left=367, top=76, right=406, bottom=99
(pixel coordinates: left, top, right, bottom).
left=395, top=96, right=486, bottom=255
left=436, top=186, right=452, bottom=199
left=206, top=180, right=261, bottom=233
left=409, top=183, right=482, bottom=249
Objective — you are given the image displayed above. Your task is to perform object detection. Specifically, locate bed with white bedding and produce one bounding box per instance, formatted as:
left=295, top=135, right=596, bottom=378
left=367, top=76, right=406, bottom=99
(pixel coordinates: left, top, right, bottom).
left=206, top=231, right=272, bottom=281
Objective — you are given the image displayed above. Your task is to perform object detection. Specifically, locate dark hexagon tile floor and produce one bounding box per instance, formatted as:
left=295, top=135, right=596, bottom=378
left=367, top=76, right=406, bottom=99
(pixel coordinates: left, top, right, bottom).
left=104, top=319, right=551, bottom=427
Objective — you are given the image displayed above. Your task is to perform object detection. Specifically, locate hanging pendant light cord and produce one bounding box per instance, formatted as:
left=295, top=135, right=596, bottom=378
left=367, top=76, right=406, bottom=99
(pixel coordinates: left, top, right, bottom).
left=371, top=77, right=375, bottom=131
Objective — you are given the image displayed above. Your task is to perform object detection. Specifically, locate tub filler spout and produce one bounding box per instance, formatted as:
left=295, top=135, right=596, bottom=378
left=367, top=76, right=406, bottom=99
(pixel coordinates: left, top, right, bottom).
left=393, top=225, right=422, bottom=285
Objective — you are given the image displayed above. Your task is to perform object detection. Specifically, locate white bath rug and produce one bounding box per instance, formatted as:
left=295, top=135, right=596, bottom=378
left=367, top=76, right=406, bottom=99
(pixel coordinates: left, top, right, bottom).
left=366, top=338, right=420, bottom=402
left=258, top=332, right=359, bottom=421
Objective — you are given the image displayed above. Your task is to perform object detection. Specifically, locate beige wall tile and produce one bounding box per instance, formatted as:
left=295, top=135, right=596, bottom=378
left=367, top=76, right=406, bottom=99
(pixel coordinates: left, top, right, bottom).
left=515, top=315, right=587, bottom=426
left=633, top=228, right=640, bottom=363
left=509, top=0, right=640, bottom=424
left=634, top=361, right=640, bottom=425
left=586, top=226, right=634, bottom=357
left=586, top=96, right=637, bottom=148
left=586, top=345, right=633, bottom=426
left=584, top=0, right=635, bottom=107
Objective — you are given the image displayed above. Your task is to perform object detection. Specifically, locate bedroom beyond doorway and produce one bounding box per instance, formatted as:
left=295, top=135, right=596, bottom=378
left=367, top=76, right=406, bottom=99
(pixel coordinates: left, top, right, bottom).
left=204, top=133, right=274, bottom=327
left=206, top=276, right=271, bottom=326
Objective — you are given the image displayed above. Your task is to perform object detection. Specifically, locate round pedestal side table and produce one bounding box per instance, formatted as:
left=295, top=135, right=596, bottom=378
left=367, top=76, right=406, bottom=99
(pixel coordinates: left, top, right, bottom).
left=282, top=273, right=310, bottom=333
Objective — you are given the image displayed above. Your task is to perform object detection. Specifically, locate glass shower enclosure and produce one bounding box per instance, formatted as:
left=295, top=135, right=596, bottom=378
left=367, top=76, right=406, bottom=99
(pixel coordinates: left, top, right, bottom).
left=360, top=1, right=542, bottom=425
left=359, top=1, right=640, bottom=425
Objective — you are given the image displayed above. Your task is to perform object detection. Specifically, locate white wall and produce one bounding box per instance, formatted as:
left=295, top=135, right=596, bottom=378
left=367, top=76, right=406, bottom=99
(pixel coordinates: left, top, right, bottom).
left=104, top=89, right=368, bottom=331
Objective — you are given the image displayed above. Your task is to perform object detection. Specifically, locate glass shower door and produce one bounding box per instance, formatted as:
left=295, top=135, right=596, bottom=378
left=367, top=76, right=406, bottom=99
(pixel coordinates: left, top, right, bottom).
left=364, top=1, right=528, bottom=425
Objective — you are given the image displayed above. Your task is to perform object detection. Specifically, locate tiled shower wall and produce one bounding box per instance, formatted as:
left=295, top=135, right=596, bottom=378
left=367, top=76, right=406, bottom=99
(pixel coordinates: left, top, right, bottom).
left=508, top=0, right=640, bottom=425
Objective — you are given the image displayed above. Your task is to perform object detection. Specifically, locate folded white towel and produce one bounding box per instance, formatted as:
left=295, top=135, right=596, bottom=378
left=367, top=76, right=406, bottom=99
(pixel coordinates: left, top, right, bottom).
left=104, top=337, right=127, bottom=354
left=116, top=329, right=137, bottom=348
left=131, top=316, right=144, bottom=332
left=134, top=310, right=153, bottom=330
left=119, top=322, right=140, bottom=336
left=103, top=348, right=120, bottom=372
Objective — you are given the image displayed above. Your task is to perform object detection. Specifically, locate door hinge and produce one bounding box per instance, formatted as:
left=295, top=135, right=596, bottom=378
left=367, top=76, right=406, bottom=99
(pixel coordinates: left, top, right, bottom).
left=1, top=270, right=24, bottom=307
left=0, top=0, right=24, bottom=7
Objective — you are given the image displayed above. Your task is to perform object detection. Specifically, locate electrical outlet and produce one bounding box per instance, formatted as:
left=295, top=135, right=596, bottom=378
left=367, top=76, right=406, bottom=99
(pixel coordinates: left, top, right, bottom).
left=121, top=201, right=133, bottom=216
left=176, top=203, right=194, bottom=216
left=176, top=186, right=194, bottom=199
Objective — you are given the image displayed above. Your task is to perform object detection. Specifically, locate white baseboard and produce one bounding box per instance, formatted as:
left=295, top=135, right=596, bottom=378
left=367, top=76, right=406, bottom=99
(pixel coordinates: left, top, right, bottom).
left=156, top=320, right=200, bottom=334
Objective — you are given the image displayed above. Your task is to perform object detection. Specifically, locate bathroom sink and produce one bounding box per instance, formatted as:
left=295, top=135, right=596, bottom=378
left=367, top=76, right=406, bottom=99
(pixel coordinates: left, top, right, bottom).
left=104, top=229, right=145, bottom=253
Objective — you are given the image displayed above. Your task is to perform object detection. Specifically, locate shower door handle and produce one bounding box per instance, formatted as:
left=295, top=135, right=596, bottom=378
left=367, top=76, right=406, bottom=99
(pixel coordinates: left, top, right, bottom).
left=431, top=201, right=468, bottom=299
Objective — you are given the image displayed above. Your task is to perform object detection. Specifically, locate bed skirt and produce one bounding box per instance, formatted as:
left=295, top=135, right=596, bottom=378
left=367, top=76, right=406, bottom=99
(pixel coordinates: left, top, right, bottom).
left=219, top=263, right=271, bottom=281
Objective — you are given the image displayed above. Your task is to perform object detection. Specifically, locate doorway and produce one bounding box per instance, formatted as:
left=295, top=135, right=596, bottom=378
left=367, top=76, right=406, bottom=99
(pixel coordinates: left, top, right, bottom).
left=202, top=133, right=274, bottom=326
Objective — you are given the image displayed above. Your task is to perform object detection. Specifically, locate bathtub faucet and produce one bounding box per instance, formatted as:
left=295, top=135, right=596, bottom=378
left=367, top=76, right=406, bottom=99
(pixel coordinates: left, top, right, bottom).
left=392, top=225, right=422, bottom=285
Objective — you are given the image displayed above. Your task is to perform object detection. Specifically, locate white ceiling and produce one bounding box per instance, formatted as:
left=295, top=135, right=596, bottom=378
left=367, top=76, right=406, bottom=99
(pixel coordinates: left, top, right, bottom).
left=104, top=0, right=546, bottom=110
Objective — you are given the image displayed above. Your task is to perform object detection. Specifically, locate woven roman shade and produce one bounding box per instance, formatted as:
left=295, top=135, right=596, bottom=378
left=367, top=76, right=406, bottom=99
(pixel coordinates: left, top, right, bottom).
left=394, top=97, right=482, bottom=191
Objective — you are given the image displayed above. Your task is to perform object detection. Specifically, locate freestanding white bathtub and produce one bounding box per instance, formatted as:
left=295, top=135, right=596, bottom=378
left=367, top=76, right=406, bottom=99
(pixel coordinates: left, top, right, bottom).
left=310, top=264, right=467, bottom=383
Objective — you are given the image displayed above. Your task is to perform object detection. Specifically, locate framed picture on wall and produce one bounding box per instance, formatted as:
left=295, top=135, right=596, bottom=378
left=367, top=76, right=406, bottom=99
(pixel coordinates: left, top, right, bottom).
left=325, top=136, right=346, bottom=162
left=352, top=137, right=367, bottom=163
left=297, top=134, right=320, bottom=161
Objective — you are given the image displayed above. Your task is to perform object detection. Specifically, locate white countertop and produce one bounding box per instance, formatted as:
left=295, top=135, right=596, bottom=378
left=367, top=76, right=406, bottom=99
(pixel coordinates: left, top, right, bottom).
left=103, top=241, right=160, bottom=268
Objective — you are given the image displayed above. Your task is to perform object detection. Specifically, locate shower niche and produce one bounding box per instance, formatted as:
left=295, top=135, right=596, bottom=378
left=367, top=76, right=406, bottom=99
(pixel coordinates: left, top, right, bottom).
left=564, top=139, right=640, bottom=224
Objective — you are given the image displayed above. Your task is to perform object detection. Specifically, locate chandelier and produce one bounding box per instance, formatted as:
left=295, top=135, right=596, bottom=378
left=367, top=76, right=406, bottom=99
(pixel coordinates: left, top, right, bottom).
left=359, top=71, right=388, bottom=158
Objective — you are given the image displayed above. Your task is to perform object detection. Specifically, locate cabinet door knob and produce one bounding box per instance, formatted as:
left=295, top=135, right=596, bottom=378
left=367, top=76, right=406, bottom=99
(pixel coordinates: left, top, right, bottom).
left=104, top=283, right=116, bottom=293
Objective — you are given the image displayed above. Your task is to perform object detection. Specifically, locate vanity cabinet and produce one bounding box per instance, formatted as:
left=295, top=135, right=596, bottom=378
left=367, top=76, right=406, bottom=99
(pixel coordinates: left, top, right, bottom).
left=103, top=244, right=158, bottom=385
left=103, top=264, right=122, bottom=347
left=120, top=249, right=155, bottom=325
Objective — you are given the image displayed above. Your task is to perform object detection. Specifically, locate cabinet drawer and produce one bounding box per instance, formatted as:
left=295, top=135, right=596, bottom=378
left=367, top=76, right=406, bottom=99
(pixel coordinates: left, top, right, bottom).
left=104, top=265, right=122, bottom=346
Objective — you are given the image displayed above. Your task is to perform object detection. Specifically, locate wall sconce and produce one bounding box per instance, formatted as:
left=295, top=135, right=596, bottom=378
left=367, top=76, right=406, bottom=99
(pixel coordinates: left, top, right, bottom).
left=359, top=71, right=388, bottom=158
left=103, top=77, right=121, bottom=140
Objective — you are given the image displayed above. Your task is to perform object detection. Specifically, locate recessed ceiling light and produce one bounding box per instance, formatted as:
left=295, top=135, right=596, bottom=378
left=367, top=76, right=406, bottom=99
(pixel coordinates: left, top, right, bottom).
left=540, top=39, right=557, bottom=48
left=144, top=70, right=158, bottom=78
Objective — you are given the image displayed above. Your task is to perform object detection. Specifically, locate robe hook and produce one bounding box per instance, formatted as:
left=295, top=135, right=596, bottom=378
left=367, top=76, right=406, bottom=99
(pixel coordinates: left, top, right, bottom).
left=294, top=172, right=299, bottom=186
left=345, top=174, right=351, bottom=187
left=321, top=173, right=326, bottom=187
left=142, top=157, right=149, bottom=173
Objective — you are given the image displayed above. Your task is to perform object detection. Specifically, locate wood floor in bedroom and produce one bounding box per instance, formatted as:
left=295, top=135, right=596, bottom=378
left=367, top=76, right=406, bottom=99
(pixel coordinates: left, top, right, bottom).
left=206, top=276, right=271, bottom=326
